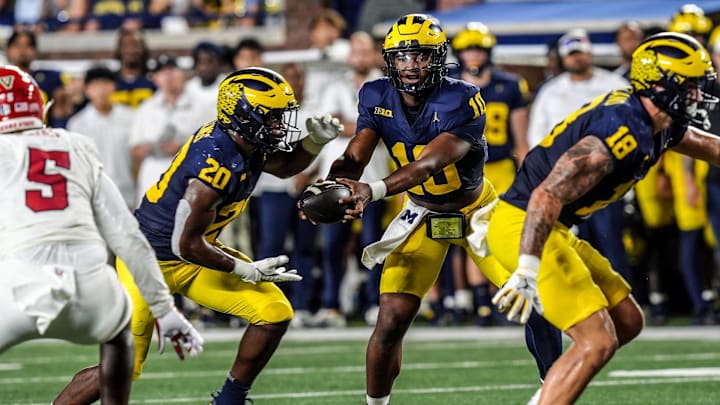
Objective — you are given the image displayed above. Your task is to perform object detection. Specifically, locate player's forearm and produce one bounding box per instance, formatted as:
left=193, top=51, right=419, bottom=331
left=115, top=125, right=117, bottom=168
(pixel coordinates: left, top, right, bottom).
left=327, top=154, right=366, bottom=181
left=381, top=158, right=441, bottom=197
left=264, top=145, right=317, bottom=178
left=520, top=188, right=562, bottom=258
left=179, top=239, right=235, bottom=273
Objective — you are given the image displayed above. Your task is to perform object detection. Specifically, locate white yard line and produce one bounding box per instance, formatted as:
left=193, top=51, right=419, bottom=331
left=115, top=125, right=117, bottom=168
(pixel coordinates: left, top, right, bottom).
left=6, top=376, right=720, bottom=405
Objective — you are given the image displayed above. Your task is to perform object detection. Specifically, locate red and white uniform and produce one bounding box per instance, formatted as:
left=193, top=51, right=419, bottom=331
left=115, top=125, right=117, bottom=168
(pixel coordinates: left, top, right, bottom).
left=0, top=127, right=173, bottom=351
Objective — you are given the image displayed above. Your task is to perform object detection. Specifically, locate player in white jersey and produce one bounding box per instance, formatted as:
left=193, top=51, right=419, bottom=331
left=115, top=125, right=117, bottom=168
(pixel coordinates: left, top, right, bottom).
left=0, top=65, right=204, bottom=405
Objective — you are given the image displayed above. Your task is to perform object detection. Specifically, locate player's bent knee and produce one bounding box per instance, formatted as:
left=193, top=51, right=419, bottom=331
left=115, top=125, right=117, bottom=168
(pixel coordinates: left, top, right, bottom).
left=256, top=301, right=294, bottom=324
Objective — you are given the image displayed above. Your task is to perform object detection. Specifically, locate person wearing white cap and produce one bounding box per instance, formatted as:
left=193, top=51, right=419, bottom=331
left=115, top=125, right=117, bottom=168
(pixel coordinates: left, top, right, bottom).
left=527, top=28, right=633, bottom=317
left=528, top=29, right=630, bottom=148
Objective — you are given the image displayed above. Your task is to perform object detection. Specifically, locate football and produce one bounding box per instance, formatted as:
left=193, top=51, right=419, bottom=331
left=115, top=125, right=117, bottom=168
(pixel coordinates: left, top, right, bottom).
left=299, top=181, right=354, bottom=224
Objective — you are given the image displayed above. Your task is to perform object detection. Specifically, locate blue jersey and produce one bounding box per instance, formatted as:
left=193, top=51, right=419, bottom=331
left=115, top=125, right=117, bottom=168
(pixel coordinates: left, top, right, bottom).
left=357, top=77, right=487, bottom=205
left=112, top=73, right=155, bottom=108
left=135, top=121, right=265, bottom=260
left=478, top=70, right=529, bottom=162
left=503, top=88, right=685, bottom=226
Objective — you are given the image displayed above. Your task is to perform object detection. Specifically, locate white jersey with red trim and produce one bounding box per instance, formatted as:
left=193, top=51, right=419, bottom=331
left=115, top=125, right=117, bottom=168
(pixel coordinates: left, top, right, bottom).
left=0, top=127, right=105, bottom=257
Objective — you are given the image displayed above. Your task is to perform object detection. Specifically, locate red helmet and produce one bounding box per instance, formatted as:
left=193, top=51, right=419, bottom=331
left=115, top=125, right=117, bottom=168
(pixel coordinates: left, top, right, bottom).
left=0, top=65, right=44, bottom=133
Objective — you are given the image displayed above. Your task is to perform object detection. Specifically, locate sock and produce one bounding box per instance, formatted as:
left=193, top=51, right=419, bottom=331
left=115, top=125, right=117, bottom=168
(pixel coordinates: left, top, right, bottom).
left=215, top=373, right=251, bottom=403
left=366, top=394, right=390, bottom=405
left=472, top=283, right=491, bottom=318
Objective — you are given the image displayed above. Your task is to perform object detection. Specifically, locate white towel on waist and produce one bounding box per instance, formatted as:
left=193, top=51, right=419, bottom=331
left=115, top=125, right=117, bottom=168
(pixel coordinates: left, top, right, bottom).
left=466, top=197, right=499, bottom=257
left=362, top=199, right=429, bottom=269
left=12, top=264, right=77, bottom=335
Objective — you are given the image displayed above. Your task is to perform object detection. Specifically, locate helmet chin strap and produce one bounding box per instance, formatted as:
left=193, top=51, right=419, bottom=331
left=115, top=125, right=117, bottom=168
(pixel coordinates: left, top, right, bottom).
left=463, top=63, right=489, bottom=77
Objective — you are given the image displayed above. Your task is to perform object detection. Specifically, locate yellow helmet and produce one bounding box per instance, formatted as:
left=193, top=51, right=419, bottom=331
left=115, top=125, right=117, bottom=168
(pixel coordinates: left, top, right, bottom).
left=631, top=32, right=717, bottom=129
left=668, top=4, right=713, bottom=36
left=217, top=67, right=300, bottom=151
left=382, top=14, right=448, bottom=95
left=451, top=22, right=497, bottom=52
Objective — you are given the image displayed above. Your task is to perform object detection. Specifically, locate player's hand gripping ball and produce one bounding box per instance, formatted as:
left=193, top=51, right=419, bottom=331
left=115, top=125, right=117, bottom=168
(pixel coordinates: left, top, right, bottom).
left=299, top=180, right=354, bottom=224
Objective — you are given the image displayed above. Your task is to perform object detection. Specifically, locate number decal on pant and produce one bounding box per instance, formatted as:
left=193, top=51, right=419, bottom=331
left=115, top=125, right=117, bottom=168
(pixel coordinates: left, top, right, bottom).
left=26, top=148, right=70, bottom=212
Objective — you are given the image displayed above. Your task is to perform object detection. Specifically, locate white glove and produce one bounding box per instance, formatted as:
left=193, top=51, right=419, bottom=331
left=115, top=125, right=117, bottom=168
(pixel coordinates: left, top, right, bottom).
left=492, top=255, right=544, bottom=324
left=154, top=307, right=204, bottom=360
left=232, top=254, right=303, bottom=283
left=302, top=114, right=344, bottom=153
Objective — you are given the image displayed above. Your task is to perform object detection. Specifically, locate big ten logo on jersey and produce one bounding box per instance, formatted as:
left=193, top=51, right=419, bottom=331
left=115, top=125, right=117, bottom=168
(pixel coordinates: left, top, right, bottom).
left=374, top=106, right=393, bottom=118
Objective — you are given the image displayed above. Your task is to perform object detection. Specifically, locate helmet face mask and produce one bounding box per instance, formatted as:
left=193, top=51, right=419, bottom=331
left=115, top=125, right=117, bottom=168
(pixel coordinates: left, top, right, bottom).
left=382, top=14, right=448, bottom=96
left=217, top=67, right=301, bottom=152
left=630, top=32, right=718, bottom=129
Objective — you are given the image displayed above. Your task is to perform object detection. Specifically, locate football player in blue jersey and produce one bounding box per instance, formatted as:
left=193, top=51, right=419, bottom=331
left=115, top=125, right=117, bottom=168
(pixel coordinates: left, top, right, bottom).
left=321, top=14, right=559, bottom=405
left=53, top=67, right=343, bottom=405
left=487, top=32, right=720, bottom=404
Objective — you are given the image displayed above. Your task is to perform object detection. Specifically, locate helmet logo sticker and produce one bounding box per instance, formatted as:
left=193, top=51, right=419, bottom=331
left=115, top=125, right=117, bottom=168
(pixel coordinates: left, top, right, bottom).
left=0, top=76, right=15, bottom=90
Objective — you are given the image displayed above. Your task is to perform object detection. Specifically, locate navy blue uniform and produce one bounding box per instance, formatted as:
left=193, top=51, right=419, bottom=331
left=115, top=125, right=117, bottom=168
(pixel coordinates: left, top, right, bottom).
left=504, top=88, right=684, bottom=227
left=135, top=121, right=265, bottom=260
left=357, top=77, right=488, bottom=204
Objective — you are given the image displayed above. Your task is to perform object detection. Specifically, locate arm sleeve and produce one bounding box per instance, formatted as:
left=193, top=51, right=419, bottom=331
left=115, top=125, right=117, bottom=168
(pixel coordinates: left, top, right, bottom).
left=93, top=172, right=174, bottom=318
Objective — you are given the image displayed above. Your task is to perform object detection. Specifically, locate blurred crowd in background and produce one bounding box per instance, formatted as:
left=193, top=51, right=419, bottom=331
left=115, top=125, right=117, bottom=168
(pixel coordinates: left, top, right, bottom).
left=0, top=1, right=719, bottom=330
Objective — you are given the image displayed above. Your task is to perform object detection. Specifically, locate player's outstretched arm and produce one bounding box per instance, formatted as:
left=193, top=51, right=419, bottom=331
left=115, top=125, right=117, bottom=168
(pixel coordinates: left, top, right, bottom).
left=327, top=127, right=380, bottom=181
left=672, top=126, right=720, bottom=166
left=173, top=180, right=302, bottom=283
left=92, top=173, right=204, bottom=358
left=265, top=114, right=344, bottom=178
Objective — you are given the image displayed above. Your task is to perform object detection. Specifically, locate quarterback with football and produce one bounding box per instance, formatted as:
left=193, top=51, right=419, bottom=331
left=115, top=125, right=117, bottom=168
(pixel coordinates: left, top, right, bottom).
left=0, top=65, right=203, bottom=405
left=323, top=14, right=561, bottom=405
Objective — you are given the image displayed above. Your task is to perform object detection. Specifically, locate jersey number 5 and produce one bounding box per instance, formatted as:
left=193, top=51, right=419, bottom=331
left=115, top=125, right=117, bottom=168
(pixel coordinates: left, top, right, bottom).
left=26, top=148, right=70, bottom=212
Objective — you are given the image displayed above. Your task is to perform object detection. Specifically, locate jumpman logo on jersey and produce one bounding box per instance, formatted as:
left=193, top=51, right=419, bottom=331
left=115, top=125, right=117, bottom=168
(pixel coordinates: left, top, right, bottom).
left=432, top=112, right=440, bottom=122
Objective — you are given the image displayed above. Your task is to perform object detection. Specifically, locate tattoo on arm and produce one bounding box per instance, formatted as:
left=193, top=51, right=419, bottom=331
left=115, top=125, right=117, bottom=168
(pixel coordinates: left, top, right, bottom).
left=520, top=136, right=614, bottom=256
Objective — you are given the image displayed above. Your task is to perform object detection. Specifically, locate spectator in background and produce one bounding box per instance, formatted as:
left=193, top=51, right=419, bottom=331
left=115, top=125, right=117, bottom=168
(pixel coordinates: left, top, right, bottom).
left=186, top=40, right=226, bottom=112
left=44, top=0, right=88, bottom=31
left=5, top=29, right=73, bottom=128
left=84, top=0, right=145, bottom=31
left=111, top=28, right=156, bottom=108
left=67, top=66, right=136, bottom=209
left=129, top=54, right=212, bottom=205
left=232, top=37, right=264, bottom=69
left=614, top=21, right=644, bottom=79
left=529, top=28, right=631, bottom=284
left=357, top=0, right=421, bottom=35
left=310, top=31, right=389, bottom=327
left=303, top=9, right=349, bottom=114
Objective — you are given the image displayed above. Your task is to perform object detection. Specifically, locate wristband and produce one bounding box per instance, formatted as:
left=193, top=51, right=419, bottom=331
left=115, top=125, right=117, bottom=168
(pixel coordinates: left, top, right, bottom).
left=301, top=136, right=324, bottom=155
left=518, top=254, right=541, bottom=272
left=368, top=180, right=387, bottom=202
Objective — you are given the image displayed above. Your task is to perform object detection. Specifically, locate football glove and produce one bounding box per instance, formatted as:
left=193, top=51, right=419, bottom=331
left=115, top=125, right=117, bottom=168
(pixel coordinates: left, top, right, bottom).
left=492, top=255, right=544, bottom=324
left=302, top=114, right=343, bottom=154
left=232, top=254, right=303, bottom=283
left=154, top=307, right=204, bottom=360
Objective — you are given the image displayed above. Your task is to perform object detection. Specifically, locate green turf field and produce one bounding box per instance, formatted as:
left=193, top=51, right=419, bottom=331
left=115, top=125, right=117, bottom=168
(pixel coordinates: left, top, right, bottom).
left=1, top=327, right=719, bottom=404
